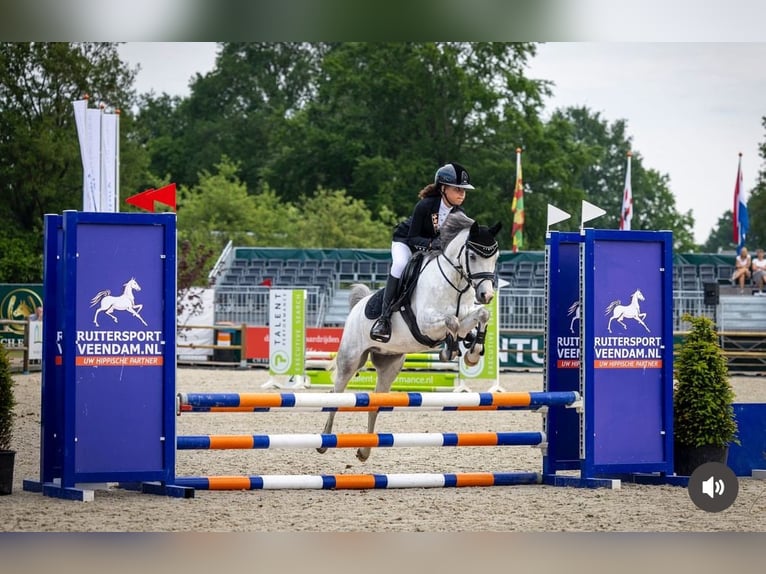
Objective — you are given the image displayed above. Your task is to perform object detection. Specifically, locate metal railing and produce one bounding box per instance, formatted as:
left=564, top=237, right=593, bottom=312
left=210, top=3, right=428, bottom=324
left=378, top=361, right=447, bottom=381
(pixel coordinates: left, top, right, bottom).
left=213, top=285, right=327, bottom=327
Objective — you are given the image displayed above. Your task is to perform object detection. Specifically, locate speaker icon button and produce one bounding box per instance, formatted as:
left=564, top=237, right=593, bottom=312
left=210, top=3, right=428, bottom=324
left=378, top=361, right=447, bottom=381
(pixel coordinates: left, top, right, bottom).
left=687, top=462, right=738, bottom=512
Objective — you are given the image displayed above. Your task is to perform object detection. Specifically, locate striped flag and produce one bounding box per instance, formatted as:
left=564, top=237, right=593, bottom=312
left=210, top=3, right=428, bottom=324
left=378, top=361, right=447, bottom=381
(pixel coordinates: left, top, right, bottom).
left=619, top=152, right=632, bottom=230
left=511, top=148, right=524, bottom=253
left=733, top=153, right=748, bottom=253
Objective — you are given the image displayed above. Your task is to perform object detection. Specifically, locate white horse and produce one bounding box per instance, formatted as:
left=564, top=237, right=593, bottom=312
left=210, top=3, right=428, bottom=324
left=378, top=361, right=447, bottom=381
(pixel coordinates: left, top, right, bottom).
left=605, top=289, right=649, bottom=333
left=90, top=277, right=148, bottom=327
left=317, top=212, right=502, bottom=461
left=567, top=300, right=580, bottom=334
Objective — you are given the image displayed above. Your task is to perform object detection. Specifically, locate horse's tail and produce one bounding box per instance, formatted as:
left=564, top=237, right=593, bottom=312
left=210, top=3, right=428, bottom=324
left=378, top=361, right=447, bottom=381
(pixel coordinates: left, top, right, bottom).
left=89, top=290, right=111, bottom=307
left=567, top=301, right=579, bottom=315
left=349, top=283, right=370, bottom=310
left=604, top=300, right=620, bottom=315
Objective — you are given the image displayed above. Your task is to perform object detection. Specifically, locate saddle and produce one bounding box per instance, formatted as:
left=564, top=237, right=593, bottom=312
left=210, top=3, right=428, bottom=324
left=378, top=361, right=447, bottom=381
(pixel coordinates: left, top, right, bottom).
left=364, top=252, right=444, bottom=347
left=364, top=251, right=425, bottom=321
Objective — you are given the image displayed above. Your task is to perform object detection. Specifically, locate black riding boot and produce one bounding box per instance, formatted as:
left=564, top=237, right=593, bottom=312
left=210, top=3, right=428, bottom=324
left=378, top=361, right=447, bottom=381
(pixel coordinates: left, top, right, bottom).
left=370, top=274, right=400, bottom=343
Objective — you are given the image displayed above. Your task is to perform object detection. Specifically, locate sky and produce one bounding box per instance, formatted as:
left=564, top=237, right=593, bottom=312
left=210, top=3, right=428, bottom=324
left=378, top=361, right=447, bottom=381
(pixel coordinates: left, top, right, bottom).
left=118, top=42, right=766, bottom=245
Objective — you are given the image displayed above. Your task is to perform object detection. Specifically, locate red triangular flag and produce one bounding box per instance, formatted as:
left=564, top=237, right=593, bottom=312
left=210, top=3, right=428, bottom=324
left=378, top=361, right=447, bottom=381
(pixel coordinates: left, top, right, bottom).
left=153, top=183, right=177, bottom=210
left=126, top=183, right=177, bottom=212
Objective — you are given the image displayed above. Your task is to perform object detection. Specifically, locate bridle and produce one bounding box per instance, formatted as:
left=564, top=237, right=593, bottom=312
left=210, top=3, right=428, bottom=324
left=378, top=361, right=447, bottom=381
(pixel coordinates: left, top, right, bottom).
left=434, top=232, right=498, bottom=306
left=399, top=227, right=498, bottom=350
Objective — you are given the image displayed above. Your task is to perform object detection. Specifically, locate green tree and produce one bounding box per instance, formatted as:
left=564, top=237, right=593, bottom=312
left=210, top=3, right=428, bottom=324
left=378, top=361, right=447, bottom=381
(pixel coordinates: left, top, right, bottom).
left=265, top=42, right=545, bottom=222
left=521, top=106, right=697, bottom=251
left=742, top=117, right=766, bottom=252
left=294, top=189, right=392, bottom=248
left=0, top=42, right=149, bottom=282
left=139, top=42, right=327, bottom=193
left=702, top=211, right=736, bottom=253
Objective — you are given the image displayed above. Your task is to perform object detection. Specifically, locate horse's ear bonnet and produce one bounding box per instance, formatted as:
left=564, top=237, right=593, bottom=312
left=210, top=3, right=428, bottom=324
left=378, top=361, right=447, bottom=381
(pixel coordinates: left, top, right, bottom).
left=466, top=221, right=502, bottom=258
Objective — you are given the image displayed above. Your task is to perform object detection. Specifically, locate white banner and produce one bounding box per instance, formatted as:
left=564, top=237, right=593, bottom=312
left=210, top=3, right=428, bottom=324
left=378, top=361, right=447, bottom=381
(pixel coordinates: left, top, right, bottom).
left=86, top=107, right=102, bottom=211
left=28, top=318, right=43, bottom=361
left=101, top=113, right=119, bottom=213
left=73, top=100, right=98, bottom=211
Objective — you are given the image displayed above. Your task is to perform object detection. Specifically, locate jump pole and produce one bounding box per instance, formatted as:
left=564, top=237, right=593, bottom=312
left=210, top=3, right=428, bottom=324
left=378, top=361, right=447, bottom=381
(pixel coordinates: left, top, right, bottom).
left=176, top=390, right=580, bottom=410
left=174, top=472, right=541, bottom=490
left=176, top=431, right=547, bottom=450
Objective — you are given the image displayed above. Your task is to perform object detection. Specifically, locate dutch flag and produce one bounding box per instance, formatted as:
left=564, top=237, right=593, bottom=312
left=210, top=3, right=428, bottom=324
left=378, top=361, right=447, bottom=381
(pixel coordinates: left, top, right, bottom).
left=733, top=153, right=748, bottom=254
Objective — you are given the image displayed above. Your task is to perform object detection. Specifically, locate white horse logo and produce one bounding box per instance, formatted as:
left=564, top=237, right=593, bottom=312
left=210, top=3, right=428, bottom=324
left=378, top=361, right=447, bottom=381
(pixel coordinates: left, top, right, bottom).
left=567, top=300, right=580, bottom=334
left=90, top=277, right=148, bottom=327
left=604, top=289, right=650, bottom=333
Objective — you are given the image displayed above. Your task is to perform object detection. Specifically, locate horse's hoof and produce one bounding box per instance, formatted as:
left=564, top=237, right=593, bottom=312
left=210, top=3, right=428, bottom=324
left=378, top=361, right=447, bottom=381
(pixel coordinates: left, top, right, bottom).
left=356, top=449, right=370, bottom=462
left=463, top=354, right=480, bottom=367
left=316, top=447, right=327, bottom=454
left=439, top=350, right=456, bottom=362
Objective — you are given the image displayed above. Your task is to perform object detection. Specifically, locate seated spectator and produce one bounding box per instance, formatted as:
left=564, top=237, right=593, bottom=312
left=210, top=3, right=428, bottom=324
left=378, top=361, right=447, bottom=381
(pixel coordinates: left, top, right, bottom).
left=752, top=249, right=766, bottom=295
left=732, top=247, right=752, bottom=293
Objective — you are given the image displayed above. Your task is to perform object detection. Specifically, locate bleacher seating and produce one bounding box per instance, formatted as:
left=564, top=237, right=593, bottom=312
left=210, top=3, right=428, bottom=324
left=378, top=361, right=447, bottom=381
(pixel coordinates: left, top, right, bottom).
left=212, top=248, right=750, bottom=329
left=513, top=261, right=535, bottom=288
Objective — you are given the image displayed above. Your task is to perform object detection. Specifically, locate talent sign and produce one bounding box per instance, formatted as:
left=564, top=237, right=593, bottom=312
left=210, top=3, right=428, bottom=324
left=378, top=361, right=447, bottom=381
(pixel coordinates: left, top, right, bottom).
left=268, top=289, right=306, bottom=377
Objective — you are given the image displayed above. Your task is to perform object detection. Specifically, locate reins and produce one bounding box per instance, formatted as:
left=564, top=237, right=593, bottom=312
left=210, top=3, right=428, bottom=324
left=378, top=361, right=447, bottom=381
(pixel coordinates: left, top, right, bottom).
left=435, top=235, right=498, bottom=316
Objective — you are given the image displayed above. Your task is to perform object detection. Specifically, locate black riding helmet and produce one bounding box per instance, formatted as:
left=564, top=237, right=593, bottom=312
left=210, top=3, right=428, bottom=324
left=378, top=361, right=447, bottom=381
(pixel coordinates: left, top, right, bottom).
left=434, top=162, right=475, bottom=190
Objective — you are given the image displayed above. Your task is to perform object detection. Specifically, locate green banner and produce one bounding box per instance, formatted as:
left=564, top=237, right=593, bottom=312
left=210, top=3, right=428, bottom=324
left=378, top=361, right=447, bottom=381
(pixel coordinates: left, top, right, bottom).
left=499, top=330, right=546, bottom=369
left=268, top=289, right=305, bottom=377
left=0, top=283, right=43, bottom=348
left=459, top=297, right=498, bottom=380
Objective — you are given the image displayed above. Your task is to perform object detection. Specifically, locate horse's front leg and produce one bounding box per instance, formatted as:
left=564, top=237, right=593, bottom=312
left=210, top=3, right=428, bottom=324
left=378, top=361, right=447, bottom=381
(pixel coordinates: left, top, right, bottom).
left=419, top=312, right=460, bottom=360
left=129, top=307, right=149, bottom=327
left=459, top=307, right=490, bottom=366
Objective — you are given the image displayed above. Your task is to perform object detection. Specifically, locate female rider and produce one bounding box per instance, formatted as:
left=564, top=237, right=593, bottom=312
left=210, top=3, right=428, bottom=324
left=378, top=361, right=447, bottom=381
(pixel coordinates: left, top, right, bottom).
left=370, top=162, right=475, bottom=342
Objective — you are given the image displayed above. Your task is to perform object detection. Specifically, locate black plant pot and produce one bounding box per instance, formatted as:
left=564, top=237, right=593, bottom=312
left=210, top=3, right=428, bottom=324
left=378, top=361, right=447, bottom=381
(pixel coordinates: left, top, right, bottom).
left=0, top=449, right=15, bottom=495
left=674, top=443, right=729, bottom=477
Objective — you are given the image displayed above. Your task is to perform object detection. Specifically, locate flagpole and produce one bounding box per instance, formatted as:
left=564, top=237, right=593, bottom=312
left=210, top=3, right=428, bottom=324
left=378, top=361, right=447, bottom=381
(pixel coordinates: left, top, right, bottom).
left=511, top=147, right=524, bottom=253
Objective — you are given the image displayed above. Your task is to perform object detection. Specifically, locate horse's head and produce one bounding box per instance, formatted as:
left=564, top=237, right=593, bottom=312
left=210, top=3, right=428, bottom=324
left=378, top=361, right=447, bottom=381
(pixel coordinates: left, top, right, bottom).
left=633, top=289, right=644, bottom=301
left=126, top=278, right=141, bottom=292
left=441, top=212, right=502, bottom=304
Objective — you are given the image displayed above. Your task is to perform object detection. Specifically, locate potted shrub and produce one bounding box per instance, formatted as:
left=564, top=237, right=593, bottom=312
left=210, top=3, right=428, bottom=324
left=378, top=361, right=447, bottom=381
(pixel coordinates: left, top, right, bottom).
left=0, top=342, right=16, bottom=495
left=673, top=314, right=739, bottom=476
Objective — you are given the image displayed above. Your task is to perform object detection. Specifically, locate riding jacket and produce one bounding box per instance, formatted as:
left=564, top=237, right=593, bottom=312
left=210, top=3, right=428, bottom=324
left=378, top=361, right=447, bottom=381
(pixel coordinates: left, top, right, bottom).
left=393, top=195, right=465, bottom=252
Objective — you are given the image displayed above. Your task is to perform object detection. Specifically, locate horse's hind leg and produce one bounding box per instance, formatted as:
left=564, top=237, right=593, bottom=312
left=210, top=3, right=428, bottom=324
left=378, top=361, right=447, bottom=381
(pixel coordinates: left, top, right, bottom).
left=355, top=353, right=405, bottom=462
left=317, top=350, right=369, bottom=454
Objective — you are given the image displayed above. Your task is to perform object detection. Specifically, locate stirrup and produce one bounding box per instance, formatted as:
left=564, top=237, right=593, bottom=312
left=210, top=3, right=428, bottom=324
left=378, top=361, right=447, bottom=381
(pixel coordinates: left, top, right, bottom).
left=370, top=319, right=391, bottom=343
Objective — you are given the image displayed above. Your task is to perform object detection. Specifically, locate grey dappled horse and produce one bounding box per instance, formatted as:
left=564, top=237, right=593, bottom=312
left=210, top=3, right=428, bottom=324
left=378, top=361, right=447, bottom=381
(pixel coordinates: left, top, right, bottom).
left=318, top=212, right=502, bottom=461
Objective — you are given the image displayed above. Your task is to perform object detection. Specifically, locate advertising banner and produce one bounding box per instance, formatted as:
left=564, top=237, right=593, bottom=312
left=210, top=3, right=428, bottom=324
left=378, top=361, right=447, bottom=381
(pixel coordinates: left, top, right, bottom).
left=582, top=229, right=673, bottom=475
left=0, top=284, right=43, bottom=348
left=268, top=289, right=306, bottom=378
left=458, top=296, right=498, bottom=382
left=544, top=232, right=583, bottom=473
left=59, top=211, right=176, bottom=485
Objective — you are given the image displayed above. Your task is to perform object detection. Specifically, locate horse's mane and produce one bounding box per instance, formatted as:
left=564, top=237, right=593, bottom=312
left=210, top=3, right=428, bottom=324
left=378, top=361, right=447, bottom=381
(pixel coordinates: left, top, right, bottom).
left=440, top=211, right=474, bottom=248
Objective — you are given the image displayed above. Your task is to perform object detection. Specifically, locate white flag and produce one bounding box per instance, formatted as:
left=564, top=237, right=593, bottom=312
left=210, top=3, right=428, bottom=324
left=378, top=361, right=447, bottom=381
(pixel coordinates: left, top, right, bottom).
left=547, top=204, right=571, bottom=228
left=581, top=200, right=606, bottom=227
left=619, top=153, right=633, bottom=230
